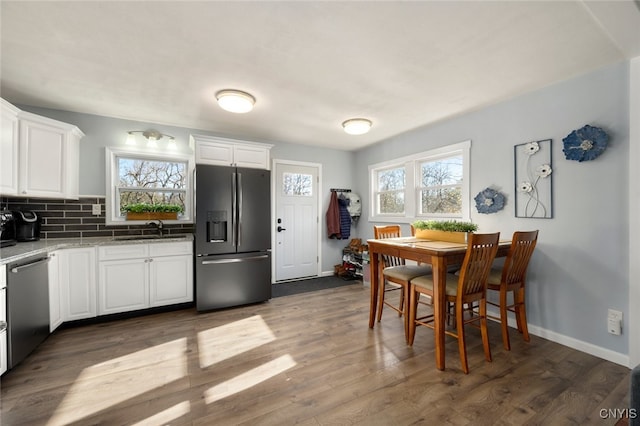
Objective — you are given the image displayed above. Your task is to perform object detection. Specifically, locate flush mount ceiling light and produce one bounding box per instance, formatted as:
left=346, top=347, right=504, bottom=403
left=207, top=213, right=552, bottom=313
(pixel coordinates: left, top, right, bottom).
left=215, top=89, right=256, bottom=113
left=126, top=129, right=175, bottom=148
left=342, top=118, right=372, bottom=135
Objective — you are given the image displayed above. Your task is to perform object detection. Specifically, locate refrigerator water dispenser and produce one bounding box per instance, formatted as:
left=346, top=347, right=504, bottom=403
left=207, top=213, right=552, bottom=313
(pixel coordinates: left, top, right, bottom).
left=207, top=211, right=227, bottom=242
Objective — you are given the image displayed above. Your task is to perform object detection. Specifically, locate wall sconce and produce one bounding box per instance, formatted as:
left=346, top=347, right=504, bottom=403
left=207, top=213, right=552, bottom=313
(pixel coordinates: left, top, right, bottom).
left=342, top=118, right=372, bottom=135
left=215, top=89, right=256, bottom=113
left=126, top=130, right=175, bottom=147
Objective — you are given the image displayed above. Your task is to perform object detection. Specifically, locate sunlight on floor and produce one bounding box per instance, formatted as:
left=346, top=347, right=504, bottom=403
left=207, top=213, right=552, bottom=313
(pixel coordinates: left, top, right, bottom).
left=204, top=354, right=297, bottom=404
left=197, top=315, right=276, bottom=368
left=45, top=315, right=293, bottom=424
left=131, top=401, right=191, bottom=426
left=46, top=338, right=188, bottom=426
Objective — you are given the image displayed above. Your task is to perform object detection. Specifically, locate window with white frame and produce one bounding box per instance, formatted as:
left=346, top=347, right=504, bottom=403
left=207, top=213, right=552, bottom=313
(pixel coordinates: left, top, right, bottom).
left=369, top=140, right=470, bottom=222
left=105, top=147, right=194, bottom=224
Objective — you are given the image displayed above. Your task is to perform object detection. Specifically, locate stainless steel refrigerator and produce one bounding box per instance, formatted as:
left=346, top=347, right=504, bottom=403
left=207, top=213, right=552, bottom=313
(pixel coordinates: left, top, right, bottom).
left=194, top=165, right=272, bottom=311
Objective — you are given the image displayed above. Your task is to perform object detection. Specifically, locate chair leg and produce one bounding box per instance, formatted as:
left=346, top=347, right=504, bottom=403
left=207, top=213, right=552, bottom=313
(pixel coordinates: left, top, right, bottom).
left=479, top=300, right=492, bottom=363
left=376, top=281, right=385, bottom=322
left=407, top=286, right=418, bottom=345
left=398, top=287, right=405, bottom=317
left=500, top=287, right=511, bottom=351
left=455, top=303, right=469, bottom=374
left=515, top=287, right=530, bottom=342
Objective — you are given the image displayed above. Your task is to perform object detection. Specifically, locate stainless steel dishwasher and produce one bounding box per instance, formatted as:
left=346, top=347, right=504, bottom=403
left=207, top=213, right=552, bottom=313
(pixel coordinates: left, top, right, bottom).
left=6, top=254, right=50, bottom=370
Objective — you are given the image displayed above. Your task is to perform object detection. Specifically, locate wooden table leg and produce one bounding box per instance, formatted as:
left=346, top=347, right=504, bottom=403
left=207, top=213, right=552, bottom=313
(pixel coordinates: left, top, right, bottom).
left=368, top=251, right=379, bottom=328
left=433, top=256, right=446, bottom=370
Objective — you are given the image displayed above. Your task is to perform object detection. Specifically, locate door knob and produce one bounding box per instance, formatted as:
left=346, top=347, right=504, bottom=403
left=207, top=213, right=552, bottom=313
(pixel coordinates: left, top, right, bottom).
left=277, top=226, right=286, bottom=232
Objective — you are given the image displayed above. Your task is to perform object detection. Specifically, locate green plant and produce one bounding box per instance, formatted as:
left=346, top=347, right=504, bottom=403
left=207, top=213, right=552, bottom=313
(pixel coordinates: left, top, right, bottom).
left=412, top=220, right=478, bottom=232
left=121, top=203, right=183, bottom=213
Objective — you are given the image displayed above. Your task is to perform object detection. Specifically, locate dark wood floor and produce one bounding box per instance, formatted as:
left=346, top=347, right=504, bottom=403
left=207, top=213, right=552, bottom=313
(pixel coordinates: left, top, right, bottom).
left=0, top=283, right=631, bottom=425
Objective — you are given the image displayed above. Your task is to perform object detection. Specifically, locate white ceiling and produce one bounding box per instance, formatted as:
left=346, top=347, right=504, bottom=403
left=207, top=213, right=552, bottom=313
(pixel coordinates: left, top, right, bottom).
left=1, top=1, right=639, bottom=151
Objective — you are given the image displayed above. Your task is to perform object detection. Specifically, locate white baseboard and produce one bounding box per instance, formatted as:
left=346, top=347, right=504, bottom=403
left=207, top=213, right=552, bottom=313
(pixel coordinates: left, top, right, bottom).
left=488, top=307, right=629, bottom=368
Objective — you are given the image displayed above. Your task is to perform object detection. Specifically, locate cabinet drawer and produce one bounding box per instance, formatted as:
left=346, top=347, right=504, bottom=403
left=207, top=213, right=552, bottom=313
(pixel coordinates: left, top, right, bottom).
left=149, top=241, right=193, bottom=257
left=99, top=244, right=149, bottom=261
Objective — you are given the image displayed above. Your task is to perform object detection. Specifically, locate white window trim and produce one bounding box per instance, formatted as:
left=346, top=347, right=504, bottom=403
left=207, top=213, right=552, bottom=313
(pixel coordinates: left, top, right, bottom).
left=105, top=147, right=195, bottom=225
left=368, top=140, right=471, bottom=224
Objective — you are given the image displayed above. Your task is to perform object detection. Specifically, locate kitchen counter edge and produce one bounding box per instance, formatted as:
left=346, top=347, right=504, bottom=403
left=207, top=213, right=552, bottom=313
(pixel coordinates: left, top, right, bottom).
left=0, top=234, right=194, bottom=265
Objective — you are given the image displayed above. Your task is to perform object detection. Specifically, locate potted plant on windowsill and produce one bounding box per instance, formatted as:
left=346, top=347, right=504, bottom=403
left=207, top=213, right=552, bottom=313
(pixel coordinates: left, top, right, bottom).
left=122, top=203, right=183, bottom=221
left=411, top=220, right=478, bottom=243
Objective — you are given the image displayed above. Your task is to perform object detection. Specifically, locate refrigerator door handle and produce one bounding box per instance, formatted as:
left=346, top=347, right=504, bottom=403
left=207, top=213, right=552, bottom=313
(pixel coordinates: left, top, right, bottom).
left=237, top=172, right=243, bottom=247
left=232, top=171, right=237, bottom=247
left=201, top=254, right=269, bottom=265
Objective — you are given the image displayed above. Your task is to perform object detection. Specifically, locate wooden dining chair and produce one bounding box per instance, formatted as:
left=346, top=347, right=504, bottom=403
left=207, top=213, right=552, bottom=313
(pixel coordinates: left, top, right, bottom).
left=373, top=225, right=432, bottom=337
left=486, top=230, right=538, bottom=350
left=408, top=232, right=500, bottom=374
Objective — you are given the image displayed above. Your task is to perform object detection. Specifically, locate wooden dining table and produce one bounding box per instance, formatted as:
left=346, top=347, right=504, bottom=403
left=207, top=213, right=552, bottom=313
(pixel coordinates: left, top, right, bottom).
left=367, top=236, right=511, bottom=371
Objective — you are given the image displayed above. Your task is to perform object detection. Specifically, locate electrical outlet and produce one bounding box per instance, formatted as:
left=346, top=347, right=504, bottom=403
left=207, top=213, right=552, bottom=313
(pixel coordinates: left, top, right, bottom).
left=92, top=204, right=101, bottom=216
left=607, top=309, right=622, bottom=335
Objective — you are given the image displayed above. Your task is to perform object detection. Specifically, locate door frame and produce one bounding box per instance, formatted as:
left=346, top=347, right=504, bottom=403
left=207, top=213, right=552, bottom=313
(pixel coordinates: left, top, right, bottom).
left=271, top=158, right=323, bottom=283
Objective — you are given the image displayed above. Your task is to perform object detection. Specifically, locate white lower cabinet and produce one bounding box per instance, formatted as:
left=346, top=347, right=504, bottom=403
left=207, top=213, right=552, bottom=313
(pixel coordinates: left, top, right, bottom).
left=1, top=264, right=7, bottom=375
left=98, top=241, right=193, bottom=315
left=48, top=250, right=63, bottom=332
left=150, top=254, right=193, bottom=307
left=59, top=247, right=97, bottom=321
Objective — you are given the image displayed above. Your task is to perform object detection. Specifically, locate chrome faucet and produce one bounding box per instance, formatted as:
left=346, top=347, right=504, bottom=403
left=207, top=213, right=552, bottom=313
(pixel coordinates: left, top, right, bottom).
left=146, top=220, right=164, bottom=236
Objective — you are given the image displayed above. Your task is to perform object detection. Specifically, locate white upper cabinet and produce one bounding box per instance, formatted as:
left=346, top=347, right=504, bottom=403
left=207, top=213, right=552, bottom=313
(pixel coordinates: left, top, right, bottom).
left=0, top=98, right=84, bottom=199
left=1, top=99, right=20, bottom=195
left=192, top=134, right=272, bottom=169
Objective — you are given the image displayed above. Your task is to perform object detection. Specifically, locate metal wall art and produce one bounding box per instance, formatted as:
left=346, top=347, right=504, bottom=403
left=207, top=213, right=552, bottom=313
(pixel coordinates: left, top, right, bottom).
left=474, top=187, right=506, bottom=214
left=562, top=124, right=609, bottom=162
left=514, top=139, right=553, bottom=218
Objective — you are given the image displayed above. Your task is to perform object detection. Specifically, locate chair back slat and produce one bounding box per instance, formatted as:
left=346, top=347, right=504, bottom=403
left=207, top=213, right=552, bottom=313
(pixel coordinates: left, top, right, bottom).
left=457, top=232, right=500, bottom=299
left=374, top=225, right=406, bottom=267
left=502, top=230, right=538, bottom=285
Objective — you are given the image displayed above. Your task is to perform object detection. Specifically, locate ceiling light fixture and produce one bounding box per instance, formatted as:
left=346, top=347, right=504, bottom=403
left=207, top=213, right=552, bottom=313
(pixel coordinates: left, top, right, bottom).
left=215, top=89, right=256, bottom=113
left=126, top=130, right=175, bottom=147
left=342, top=118, right=372, bottom=135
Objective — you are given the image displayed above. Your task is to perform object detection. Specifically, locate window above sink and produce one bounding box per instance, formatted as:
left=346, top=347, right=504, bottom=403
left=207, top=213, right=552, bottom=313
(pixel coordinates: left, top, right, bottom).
left=105, top=147, right=194, bottom=226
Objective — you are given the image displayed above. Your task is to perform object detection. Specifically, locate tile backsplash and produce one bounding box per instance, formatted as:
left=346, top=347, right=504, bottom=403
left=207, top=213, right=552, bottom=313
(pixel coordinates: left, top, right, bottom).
left=1, top=196, right=194, bottom=239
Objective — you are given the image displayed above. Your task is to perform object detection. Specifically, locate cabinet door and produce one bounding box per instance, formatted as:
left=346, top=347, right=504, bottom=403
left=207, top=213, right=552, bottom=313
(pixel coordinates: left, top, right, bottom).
left=195, top=141, right=234, bottom=166
left=18, top=118, right=67, bottom=197
left=233, top=145, right=270, bottom=169
left=0, top=330, right=6, bottom=376
left=98, top=258, right=149, bottom=315
left=60, top=247, right=97, bottom=321
left=149, top=254, right=193, bottom=307
left=1, top=99, right=19, bottom=195
left=48, top=251, right=63, bottom=332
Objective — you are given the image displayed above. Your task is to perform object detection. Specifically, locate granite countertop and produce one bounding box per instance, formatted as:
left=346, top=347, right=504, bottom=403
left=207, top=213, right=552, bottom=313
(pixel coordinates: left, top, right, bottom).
left=0, top=234, right=193, bottom=265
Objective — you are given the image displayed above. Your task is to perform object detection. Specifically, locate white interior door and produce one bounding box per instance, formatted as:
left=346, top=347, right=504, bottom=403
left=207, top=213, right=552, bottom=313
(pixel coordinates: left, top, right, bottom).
left=274, top=162, right=320, bottom=281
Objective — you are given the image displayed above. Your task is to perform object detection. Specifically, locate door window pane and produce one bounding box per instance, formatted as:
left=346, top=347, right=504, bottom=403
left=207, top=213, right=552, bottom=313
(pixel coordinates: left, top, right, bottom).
left=282, top=172, right=312, bottom=196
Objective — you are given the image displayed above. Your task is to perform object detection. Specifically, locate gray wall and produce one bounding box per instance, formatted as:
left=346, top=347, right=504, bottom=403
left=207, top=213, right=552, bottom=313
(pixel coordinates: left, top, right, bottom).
left=353, top=61, right=630, bottom=356
left=17, top=106, right=356, bottom=274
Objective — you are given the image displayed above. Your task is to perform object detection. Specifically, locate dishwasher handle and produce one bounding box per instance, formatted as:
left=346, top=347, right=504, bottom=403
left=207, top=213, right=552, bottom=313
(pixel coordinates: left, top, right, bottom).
left=10, top=256, right=50, bottom=274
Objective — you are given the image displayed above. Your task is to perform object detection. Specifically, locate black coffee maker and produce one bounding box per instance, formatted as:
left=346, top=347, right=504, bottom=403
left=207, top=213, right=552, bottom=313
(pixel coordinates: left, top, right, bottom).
left=0, top=210, right=17, bottom=247
left=12, top=210, right=41, bottom=241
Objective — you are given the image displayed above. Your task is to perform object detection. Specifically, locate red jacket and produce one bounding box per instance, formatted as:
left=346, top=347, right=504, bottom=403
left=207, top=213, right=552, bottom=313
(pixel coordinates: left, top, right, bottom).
left=326, top=191, right=341, bottom=238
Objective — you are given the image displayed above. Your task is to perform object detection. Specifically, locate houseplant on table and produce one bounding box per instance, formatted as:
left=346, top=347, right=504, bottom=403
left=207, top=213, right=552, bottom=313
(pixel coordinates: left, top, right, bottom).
left=122, top=203, right=183, bottom=221
left=411, top=220, right=478, bottom=243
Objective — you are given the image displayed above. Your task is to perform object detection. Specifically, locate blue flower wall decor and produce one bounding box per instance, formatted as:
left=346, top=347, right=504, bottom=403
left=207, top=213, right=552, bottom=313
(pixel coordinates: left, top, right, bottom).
left=562, top=125, right=609, bottom=162
left=474, top=188, right=505, bottom=214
